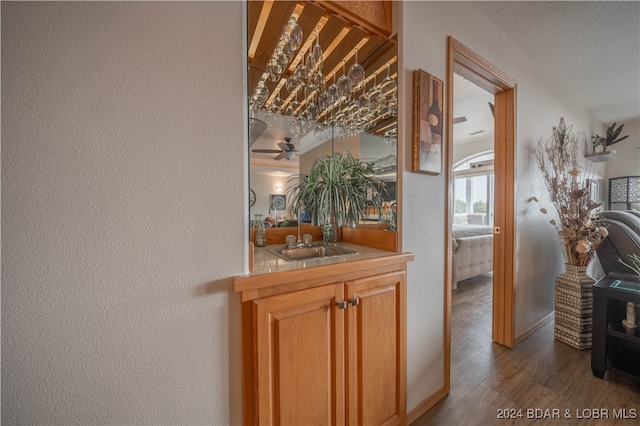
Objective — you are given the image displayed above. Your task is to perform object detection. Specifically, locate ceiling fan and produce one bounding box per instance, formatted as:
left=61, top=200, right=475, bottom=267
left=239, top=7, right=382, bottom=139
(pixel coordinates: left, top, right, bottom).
left=453, top=102, right=494, bottom=125
left=251, top=137, right=299, bottom=160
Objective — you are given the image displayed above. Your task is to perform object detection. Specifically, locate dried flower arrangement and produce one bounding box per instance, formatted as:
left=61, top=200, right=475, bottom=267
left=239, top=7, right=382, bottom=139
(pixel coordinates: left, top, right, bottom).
left=533, top=118, right=608, bottom=266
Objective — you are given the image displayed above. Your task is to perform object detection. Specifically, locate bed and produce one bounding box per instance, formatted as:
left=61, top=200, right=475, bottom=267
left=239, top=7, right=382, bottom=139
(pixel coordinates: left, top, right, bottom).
left=452, top=224, right=493, bottom=290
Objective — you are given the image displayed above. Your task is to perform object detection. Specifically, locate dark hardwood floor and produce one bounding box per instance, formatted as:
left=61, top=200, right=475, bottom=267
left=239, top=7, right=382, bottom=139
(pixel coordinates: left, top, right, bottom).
left=411, top=273, right=640, bottom=425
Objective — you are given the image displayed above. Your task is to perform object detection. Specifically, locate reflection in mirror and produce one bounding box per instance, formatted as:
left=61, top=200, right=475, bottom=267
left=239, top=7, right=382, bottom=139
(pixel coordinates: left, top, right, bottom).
left=248, top=0, right=398, bottom=235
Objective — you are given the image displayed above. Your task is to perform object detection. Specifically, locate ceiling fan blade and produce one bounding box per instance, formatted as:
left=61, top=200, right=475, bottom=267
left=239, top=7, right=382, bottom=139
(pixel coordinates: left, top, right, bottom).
left=453, top=116, right=467, bottom=124
left=252, top=149, right=282, bottom=153
left=274, top=153, right=284, bottom=161
left=278, top=141, right=293, bottom=151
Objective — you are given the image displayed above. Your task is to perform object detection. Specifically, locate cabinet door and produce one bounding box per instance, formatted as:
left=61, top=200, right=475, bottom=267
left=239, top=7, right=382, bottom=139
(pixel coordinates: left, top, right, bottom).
left=346, top=271, right=406, bottom=426
left=253, top=283, right=346, bottom=425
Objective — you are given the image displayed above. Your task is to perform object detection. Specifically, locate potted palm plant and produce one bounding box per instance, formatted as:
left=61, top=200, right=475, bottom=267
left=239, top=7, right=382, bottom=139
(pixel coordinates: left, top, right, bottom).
left=286, top=151, right=384, bottom=242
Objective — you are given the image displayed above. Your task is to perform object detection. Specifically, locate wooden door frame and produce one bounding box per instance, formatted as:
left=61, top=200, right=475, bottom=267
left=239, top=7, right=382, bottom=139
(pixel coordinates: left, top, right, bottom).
left=444, top=36, right=517, bottom=388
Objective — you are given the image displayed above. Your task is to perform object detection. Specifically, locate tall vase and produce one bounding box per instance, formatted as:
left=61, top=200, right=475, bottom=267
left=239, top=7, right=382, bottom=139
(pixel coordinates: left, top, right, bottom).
left=324, top=208, right=342, bottom=243
left=554, top=263, right=595, bottom=350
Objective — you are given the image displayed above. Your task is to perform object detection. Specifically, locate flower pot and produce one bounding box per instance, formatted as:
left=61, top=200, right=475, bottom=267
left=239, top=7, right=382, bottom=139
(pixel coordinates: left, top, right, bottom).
left=323, top=208, right=342, bottom=243
left=554, top=264, right=595, bottom=350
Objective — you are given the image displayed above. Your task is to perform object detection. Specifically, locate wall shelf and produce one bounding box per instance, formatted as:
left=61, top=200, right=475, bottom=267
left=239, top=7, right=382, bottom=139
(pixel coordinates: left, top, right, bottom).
left=586, top=149, right=616, bottom=162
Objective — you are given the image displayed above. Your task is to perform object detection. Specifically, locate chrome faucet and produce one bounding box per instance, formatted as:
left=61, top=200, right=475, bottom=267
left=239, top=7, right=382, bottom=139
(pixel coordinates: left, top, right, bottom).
left=268, top=204, right=278, bottom=228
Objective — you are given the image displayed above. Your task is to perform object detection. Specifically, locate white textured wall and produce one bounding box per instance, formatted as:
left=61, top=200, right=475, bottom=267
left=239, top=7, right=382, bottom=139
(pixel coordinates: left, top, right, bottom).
left=399, top=1, right=603, bottom=411
left=249, top=171, right=295, bottom=220
left=2, top=2, right=244, bottom=424
left=452, top=135, right=494, bottom=166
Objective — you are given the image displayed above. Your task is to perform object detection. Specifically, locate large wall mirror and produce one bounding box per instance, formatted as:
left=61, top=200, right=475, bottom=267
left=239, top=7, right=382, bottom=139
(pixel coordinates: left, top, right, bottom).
left=247, top=0, right=398, bottom=232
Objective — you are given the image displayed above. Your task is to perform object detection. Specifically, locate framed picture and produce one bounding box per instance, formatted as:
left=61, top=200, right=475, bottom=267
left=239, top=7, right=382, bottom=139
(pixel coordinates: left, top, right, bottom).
left=588, top=179, right=599, bottom=203
left=269, top=194, right=286, bottom=210
left=412, top=69, right=444, bottom=175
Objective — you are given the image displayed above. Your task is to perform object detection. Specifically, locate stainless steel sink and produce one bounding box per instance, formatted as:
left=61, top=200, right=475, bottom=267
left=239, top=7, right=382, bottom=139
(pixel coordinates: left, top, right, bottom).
left=267, top=243, right=358, bottom=262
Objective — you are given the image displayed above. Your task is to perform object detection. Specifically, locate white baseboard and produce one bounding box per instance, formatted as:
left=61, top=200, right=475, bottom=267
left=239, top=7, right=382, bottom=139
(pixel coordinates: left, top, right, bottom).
left=514, top=311, right=555, bottom=345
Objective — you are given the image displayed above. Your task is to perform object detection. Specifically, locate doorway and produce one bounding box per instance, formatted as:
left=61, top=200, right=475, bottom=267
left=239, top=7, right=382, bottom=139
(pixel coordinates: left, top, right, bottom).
left=444, top=36, right=517, bottom=390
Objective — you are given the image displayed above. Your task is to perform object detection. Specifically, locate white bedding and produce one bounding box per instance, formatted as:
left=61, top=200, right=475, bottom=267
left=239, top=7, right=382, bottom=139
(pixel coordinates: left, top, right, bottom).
left=452, top=224, right=493, bottom=251
left=452, top=224, right=493, bottom=289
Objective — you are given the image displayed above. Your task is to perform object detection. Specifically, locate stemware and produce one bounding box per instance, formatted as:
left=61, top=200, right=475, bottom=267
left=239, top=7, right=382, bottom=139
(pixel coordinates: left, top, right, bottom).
left=275, top=45, right=291, bottom=68
left=306, top=102, right=320, bottom=123
left=336, top=61, right=353, bottom=104
left=266, top=59, right=282, bottom=82
left=348, top=49, right=365, bottom=91
left=326, top=72, right=343, bottom=108
left=386, top=94, right=398, bottom=117
left=317, top=91, right=330, bottom=111
left=309, top=31, right=323, bottom=73
left=367, top=74, right=383, bottom=108
left=272, top=88, right=285, bottom=112
left=289, top=118, right=303, bottom=137
left=294, top=64, right=310, bottom=85
left=252, top=84, right=269, bottom=108
left=290, top=99, right=301, bottom=116
left=283, top=18, right=303, bottom=52
left=285, top=75, right=300, bottom=93
left=380, top=63, right=397, bottom=100
left=313, top=71, right=326, bottom=93
left=357, top=89, right=372, bottom=117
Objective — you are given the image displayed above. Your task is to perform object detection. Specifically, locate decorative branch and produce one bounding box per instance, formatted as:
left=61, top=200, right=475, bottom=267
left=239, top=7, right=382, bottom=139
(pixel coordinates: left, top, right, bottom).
left=532, top=118, right=607, bottom=266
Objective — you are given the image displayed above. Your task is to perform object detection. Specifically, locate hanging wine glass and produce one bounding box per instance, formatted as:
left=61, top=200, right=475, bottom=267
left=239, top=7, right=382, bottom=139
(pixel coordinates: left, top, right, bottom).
left=312, top=71, right=326, bottom=92
left=346, top=99, right=359, bottom=131
left=290, top=100, right=301, bottom=116
left=266, top=58, right=282, bottom=82
left=272, top=88, right=285, bottom=112
left=275, top=45, right=291, bottom=69
left=294, top=64, right=310, bottom=85
left=367, top=74, right=383, bottom=107
left=310, top=31, right=323, bottom=73
left=285, top=75, right=300, bottom=93
left=380, top=63, right=397, bottom=100
left=306, top=102, right=320, bottom=123
left=326, top=72, right=342, bottom=107
left=306, top=51, right=317, bottom=79
left=252, top=83, right=269, bottom=108
left=317, top=91, right=330, bottom=111
left=285, top=104, right=295, bottom=117
left=348, top=49, right=366, bottom=92
left=386, top=94, right=398, bottom=117
left=336, top=61, right=353, bottom=104
left=289, top=118, right=302, bottom=137
left=358, top=87, right=372, bottom=117
left=283, top=18, right=303, bottom=52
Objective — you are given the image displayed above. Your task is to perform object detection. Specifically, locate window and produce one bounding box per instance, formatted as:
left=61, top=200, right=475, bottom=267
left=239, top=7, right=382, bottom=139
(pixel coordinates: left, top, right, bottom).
left=454, top=153, right=494, bottom=225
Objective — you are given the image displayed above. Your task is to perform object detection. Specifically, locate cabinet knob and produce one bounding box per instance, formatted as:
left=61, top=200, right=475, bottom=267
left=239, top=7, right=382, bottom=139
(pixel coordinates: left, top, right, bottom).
left=336, top=300, right=347, bottom=310
left=349, top=297, right=360, bottom=307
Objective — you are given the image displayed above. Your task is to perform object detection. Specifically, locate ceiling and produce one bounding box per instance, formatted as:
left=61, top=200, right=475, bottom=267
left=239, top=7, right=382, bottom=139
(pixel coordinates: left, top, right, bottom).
left=471, top=0, right=640, bottom=125
left=452, top=74, right=495, bottom=146
left=455, top=1, right=640, bottom=147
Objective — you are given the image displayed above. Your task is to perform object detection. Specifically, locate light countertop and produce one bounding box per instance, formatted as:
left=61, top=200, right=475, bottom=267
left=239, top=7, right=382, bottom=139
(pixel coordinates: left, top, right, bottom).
left=249, top=242, right=400, bottom=276
left=234, top=241, right=414, bottom=295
